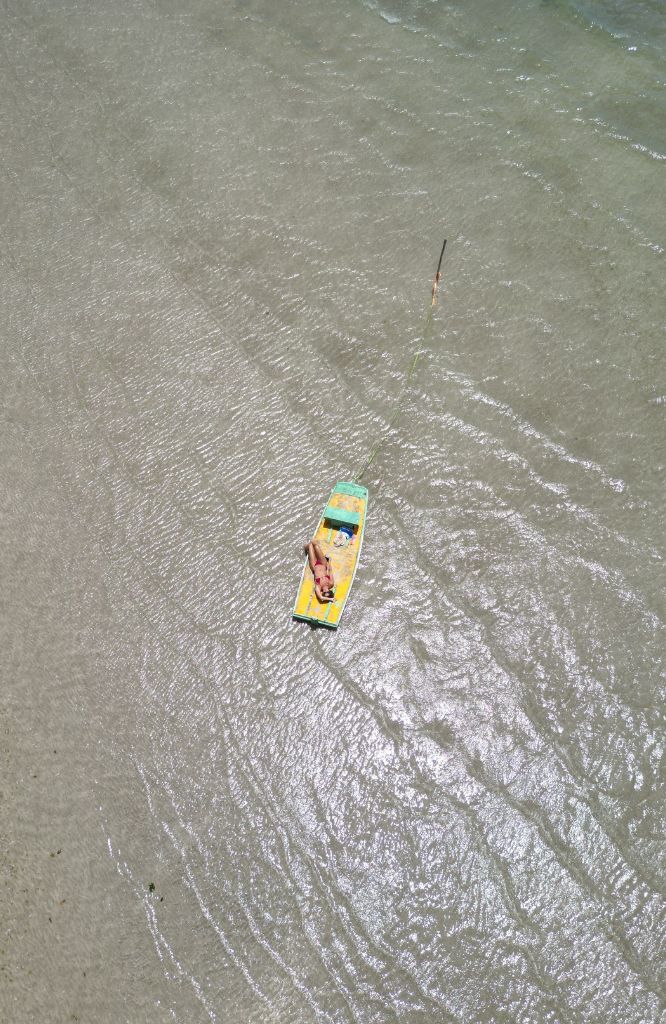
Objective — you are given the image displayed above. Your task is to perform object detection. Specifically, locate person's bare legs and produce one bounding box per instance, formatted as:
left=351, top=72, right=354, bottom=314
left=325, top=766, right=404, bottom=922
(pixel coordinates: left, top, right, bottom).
left=304, top=539, right=328, bottom=574
left=312, top=540, right=327, bottom=565
left=304, top=540, right=318, bottom=574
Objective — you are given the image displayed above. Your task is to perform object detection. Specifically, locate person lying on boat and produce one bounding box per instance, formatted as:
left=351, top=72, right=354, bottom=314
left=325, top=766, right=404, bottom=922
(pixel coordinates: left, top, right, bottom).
left=304, top=539, right=336, bottom=603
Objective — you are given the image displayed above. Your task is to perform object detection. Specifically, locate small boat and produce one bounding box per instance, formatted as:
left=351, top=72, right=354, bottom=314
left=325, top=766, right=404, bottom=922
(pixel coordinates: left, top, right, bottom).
left=293, top=481, right=368, bottom=629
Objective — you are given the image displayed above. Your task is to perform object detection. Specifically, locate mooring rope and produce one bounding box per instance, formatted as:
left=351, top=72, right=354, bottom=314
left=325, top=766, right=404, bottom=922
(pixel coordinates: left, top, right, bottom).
left=352, top=238, right=447, bottom=484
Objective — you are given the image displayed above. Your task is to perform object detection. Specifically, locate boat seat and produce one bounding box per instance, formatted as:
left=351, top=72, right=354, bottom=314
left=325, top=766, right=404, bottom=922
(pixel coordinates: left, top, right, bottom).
left=324, top=504, right=360, bottom=527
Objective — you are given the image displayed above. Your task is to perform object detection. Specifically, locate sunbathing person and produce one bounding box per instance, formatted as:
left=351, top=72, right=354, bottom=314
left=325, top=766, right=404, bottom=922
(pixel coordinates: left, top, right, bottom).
left=304, top=539, right=335, bottom=603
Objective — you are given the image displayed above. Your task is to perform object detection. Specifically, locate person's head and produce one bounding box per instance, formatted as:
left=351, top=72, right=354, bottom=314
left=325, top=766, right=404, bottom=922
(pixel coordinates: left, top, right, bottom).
left=323, top=588, right=335, bottom=599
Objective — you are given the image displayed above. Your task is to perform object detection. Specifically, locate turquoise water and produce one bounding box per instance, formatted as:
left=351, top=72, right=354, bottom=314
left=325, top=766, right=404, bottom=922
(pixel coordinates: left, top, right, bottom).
left=2, top=1, right=664, bottom=1022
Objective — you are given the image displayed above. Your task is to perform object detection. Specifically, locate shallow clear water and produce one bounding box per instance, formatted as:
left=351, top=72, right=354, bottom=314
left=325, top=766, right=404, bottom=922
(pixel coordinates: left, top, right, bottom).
left=2, top=1, right=664, bottom=1022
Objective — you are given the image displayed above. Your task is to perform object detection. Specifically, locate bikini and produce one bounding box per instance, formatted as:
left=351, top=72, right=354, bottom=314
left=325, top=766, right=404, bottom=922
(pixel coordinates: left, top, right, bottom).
left=314, top=559, right=333, bottom=591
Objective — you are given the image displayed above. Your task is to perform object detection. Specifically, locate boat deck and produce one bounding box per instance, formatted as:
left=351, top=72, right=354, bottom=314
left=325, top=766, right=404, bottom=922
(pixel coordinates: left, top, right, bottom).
left=293, top=482, right=367, bottom=628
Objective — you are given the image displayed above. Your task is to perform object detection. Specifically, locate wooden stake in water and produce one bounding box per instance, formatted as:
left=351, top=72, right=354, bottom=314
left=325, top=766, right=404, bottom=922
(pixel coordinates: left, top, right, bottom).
left=431, top=237, right=447, bottom=307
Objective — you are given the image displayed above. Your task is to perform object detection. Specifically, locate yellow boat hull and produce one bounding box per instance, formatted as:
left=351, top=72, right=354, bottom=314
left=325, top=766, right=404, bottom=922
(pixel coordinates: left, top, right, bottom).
left=293, top=481, right=368, bottom=629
